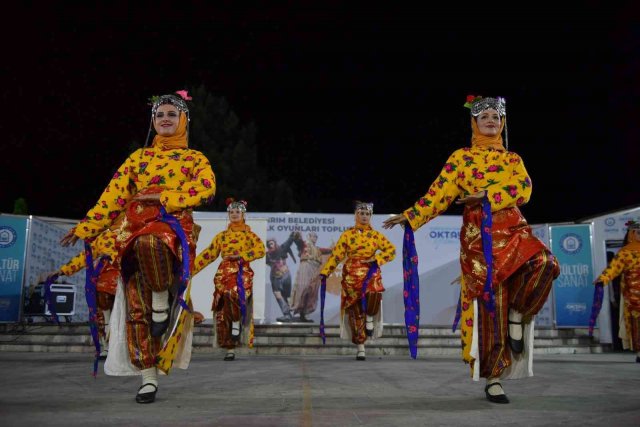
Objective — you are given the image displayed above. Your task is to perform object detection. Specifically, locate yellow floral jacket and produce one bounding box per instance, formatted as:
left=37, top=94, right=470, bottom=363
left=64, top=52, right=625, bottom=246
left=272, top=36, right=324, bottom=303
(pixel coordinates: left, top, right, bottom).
left=320, top=225, right=396, bottom=276
left=597, top=247, right=640, bottom=284
left=403, top=146, right=532, bottom=230
left=193, top=227, right=266, bottom=275
left=74, top=147, right=215, bottom=240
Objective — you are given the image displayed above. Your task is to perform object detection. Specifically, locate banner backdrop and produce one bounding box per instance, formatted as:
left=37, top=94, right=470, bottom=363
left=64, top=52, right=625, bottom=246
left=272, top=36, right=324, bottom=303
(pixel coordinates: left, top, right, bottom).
left=0, top=215, right=29, bottom=322
left=0, top=215, right=85, bottom=323
left=550, top=224, right=595, bottom=328
left=531, top=224, right=554, bottom=327
left=193, top=212, right=462, bottom=325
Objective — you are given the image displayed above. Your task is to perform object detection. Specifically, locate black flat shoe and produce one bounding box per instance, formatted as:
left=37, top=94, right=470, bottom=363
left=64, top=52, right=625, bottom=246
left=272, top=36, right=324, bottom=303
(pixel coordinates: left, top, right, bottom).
left=224, top=352, right=235, bottom=361
left=485, top=382, right=509, bottom=404
left=636, top=356, right=640, bottom=363
left=508, top=320, right=524, bottom=354
left=135, top=383, right=158, bottom=404
left=356, top=351, right=366, bottom=361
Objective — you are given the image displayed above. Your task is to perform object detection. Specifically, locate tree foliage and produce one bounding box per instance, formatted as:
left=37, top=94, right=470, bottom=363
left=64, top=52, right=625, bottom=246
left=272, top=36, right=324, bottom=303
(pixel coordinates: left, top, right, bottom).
left=12, top=197, right=28, bottom=215
left=186, top=85, right=299, bottom=212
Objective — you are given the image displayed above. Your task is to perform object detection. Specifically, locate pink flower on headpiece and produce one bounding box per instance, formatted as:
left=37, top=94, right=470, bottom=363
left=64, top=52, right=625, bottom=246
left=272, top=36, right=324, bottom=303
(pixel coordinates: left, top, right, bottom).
left=175, top=90, right=192, bottom=101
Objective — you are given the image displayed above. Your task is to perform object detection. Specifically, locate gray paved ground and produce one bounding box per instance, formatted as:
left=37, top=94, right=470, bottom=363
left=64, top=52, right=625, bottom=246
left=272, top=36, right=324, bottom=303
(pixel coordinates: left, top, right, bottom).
left=0, top=352, right=638, bottom=426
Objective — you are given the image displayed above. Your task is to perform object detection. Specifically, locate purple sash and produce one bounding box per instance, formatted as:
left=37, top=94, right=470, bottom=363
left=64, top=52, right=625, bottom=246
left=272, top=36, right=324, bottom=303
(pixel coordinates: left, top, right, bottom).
left=158, top=206, right=191, bottom=312
left=43, top=274, right=60, bottom=325
left=588, top=283, right=604, bottom=336
left=361, top=262, right=379, bottom=313
left=236, top=259, right=247, bottom=324
left=402, top=226, right=420, bottom=359
left=84, top=241, right=108, bottom=377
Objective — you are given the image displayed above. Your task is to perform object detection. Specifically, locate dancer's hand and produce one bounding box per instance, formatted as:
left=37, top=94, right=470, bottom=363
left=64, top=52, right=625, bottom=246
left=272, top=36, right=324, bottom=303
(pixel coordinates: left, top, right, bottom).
left=60, top=228, right=79, bottom=247
left=382, top=214, right=407, bottom=229
left=133, top=192, right=161, bottom=202
left=455, top=191, right=486, bottom=206
left=45, top=271, right=61, bottom=282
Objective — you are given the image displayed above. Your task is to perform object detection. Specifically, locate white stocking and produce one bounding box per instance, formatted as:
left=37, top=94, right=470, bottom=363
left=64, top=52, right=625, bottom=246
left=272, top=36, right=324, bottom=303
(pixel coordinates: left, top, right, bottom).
left=231, top=321, right=240, bottom=335
left=365, top=315, right=374, bottom=330
left=508, top=309, right=523, bottom=340
left=152, top=291, right=169, bottom=322
left=140, top=367, right=158, bottom=393
left=103, top=309, right=111, bottom=341
left=486, top=377, right=505, bottom=396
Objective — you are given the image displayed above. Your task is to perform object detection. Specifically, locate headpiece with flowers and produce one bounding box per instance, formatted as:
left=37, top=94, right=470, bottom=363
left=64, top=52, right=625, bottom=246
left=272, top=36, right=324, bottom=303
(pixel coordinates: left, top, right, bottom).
left=354, top=201, right=374, bottom=213
left=226, top=197, right=248, bottom=213
left=149, top=90, right=193, bottom=118
left=463, top=95, right=506, bottom=117
left=625, top=220, right=640, bottom=230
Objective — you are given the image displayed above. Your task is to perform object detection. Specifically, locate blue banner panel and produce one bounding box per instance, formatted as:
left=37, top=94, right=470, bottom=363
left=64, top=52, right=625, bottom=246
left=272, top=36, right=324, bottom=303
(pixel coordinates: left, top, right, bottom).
left=0, top=216, right=28, bottom=322
left=550, top=224, right=594, bottom=327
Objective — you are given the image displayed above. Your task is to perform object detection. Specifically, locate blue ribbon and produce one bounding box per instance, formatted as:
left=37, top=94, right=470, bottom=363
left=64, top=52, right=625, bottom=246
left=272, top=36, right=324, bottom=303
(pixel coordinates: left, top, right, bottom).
left=158, top=206, right=191, bottom=312
left=236, top=259, right=247, bottom=324
left=402, top=226, right=420, bottom=359
left=588, top=283, right=604, bottom=337
left=84, top=241, right=107, bottom=377
left=480, top=197, right=497, bottom=336
left=43, top=273, right=60, bottom=325
left=360, top=262, right=379, bottom=313
left=452, top=294, right=462, bottom=332
left=320, top=275, right=327, bottom=344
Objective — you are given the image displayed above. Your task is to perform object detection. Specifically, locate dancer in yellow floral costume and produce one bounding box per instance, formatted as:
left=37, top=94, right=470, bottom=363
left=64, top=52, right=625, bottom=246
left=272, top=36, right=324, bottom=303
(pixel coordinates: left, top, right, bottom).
left=595, top=220, right=640, bottom=363
left=193, top=198, right=266, bottom=361
left=320, top=201, right=396, bottom=361
left=61, top=91, right=216, bottom=404
left=384, top=96, right=559, bottom=404
left=54, top=216, right=123, bottom=359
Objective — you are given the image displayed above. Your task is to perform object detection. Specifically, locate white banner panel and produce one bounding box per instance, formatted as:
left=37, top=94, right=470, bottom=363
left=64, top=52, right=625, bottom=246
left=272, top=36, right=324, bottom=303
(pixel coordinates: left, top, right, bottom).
left=193, top=211, right=462, bottom=326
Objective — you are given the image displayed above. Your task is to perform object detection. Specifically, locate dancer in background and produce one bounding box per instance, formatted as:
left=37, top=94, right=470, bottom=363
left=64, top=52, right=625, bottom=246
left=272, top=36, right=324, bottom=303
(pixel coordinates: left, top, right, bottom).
left=53, top=216, right=123, bottom=359
left=193, top=198, right=266, bottom=361
left=594, top=220, right=640, bottom=362
left=320, top=201, right=396, bottom=360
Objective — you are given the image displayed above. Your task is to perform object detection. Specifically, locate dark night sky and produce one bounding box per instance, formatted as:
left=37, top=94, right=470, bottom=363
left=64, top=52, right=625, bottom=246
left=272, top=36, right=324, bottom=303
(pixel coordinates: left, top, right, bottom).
left=2, top=4, right=638, bottom=225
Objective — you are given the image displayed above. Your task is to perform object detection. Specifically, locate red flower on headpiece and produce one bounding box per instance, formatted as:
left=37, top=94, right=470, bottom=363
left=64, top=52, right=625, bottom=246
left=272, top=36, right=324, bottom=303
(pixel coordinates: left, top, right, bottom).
left=463, top=94, right=481, bottom=109
left=175, top=90, right=192, bottom=101
left=225, top=197, right=235, bottom=206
